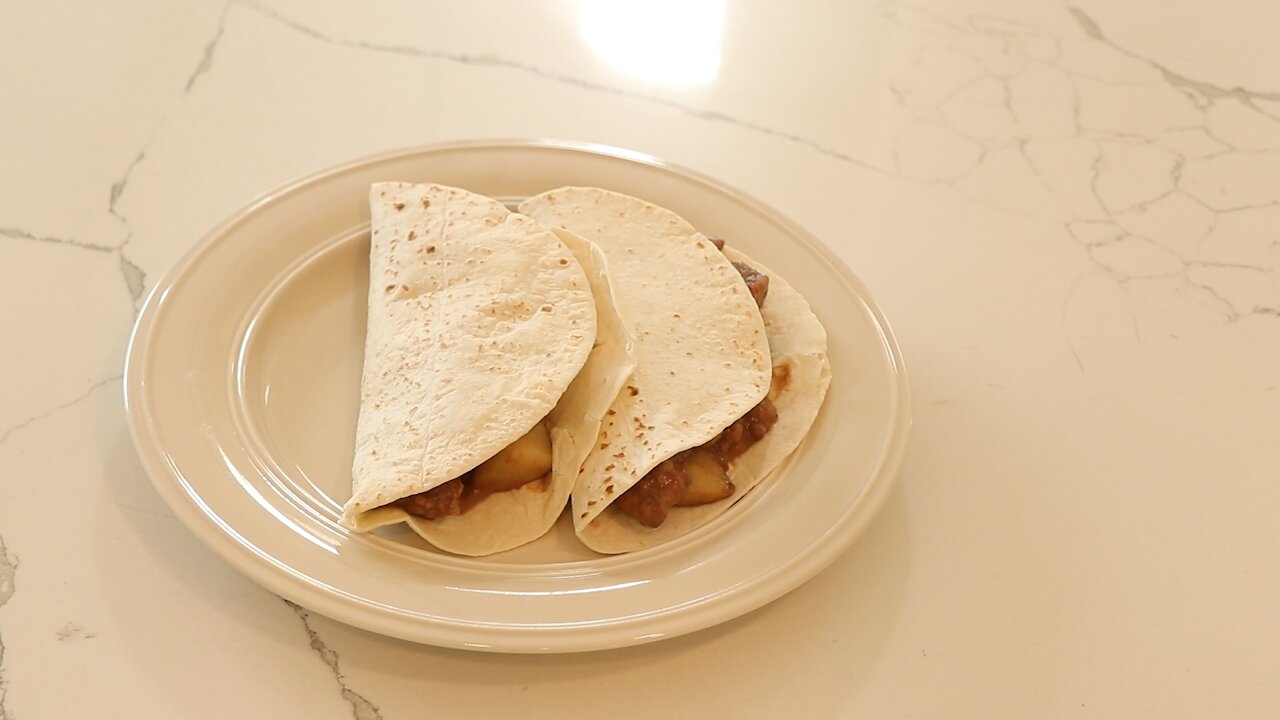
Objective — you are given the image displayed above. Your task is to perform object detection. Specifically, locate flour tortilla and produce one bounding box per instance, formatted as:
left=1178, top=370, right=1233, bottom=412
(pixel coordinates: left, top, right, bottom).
left=579, top=250, right=830, bottom=553
left=520, top=188, right=793, bottom=553
left=402, top=229, right=637, bottom=554
left=342, top=182, right=600, bottom=556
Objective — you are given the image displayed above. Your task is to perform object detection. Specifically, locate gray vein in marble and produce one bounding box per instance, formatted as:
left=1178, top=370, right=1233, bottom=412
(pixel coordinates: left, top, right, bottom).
left=1184, top=278, right=1242, bottom=320
left=1068, top=8, right=1280, bottom=105
left=1085, top=137, right=1108, bottom=212
left=111, top=501, right=174, bottom=520
left=0, top=535, right=18, bottom=720
left=110, top=144, right=151, bottom=307
left=0, top=226, right=112, bottom=254
left=55, top=623, right=96, bottom=641
left=119, top=254, right=147, bottom=304
left=110, top=2, right=232, bottom=308
left=0, top=539, right=14, bottom=619
left=1061, top=272, right=1089, bottom=374
left=1014, top=138, right=1058, bottom=200
left=109, top=149, right=147, bottom=215
left=186, top=3, right=232, bottom=93
left=878, top=0, right=1280, bottom=327
left=1188, top=259, right=1270, bottom=273
left=1214, top=200, right=1280, bottom=214
left=286, top=601, right=381, bottom=720
left=242, top=0, right=892, bottom=178
left=0, top=374, right=122, bottom=449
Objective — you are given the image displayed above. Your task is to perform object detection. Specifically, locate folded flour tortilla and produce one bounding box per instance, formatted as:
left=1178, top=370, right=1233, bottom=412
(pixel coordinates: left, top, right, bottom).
left=342, top=183, right=633, bottom=556
left=521, top=188, right=831, bottom=553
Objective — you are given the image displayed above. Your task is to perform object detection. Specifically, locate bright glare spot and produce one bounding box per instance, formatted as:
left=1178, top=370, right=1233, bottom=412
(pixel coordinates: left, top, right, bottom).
left=579, top=0, right=726, bottom=86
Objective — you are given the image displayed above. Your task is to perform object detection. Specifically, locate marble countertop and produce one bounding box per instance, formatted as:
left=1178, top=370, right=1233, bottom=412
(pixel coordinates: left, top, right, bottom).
left=3, top=0, right=1278, bottom=716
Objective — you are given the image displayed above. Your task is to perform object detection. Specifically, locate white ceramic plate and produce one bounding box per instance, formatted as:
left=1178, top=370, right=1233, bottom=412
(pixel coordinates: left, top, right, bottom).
left=124, top=140, right=910, bottom=653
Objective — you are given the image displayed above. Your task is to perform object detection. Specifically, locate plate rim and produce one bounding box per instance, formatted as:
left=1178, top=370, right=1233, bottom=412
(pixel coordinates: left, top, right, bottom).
left=123, top=138, right=912, bottom=652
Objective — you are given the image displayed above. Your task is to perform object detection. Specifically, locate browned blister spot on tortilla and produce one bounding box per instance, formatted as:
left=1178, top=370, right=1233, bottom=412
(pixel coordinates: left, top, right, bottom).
left=394, top=202, right=405, bottom=210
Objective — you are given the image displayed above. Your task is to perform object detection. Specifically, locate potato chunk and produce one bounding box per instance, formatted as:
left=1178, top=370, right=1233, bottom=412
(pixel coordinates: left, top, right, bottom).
left=675, top=449, right=734, bottom=506
left=471, top=422, right=552, bottom=493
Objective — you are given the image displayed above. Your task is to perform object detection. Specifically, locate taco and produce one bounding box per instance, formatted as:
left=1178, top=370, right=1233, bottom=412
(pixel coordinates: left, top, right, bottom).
left=341, top=182, right=634, bottom=557
left=520, top=187, right=831, bottom=554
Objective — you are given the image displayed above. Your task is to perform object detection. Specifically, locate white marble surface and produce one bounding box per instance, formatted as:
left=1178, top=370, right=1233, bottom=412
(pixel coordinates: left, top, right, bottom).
left=2, top=0, right=1278, bottom=716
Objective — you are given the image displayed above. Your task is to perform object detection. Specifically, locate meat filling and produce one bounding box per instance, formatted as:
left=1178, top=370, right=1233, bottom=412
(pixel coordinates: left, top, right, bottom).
left=732, top=261, right=769, bottom=308
left=393, top=420, right=552, bottom=520
left=396, top=476, right=464, bottom=519
left=615, top=396, right=779, bottom=528
left=615, top=245, right=780, bottom=528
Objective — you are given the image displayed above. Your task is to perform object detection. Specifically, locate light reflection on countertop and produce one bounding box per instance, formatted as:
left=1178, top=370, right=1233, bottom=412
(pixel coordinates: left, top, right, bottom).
left=579, top=0, right=725, bottom=86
